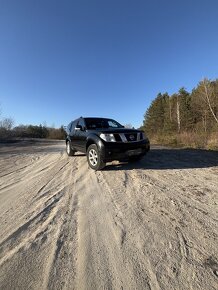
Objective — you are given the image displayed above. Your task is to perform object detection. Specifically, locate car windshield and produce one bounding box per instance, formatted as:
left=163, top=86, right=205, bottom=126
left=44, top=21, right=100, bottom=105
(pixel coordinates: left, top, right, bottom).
left=85, top=118, right=123, bottom=130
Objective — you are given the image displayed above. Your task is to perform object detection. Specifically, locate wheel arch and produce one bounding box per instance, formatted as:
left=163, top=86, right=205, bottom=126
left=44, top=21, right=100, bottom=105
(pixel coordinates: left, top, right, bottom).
left=66, top=137, right=71, bottom=144
left=86, top=134, right=103, bottom=152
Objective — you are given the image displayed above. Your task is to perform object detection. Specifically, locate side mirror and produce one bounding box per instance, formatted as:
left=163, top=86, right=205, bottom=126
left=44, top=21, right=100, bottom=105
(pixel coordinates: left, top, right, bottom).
left=75, top=125, right=82, bottom=131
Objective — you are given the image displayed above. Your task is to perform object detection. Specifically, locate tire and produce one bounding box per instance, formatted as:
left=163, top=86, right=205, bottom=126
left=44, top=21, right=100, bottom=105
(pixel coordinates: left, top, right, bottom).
left=66, top=141, right=76, bottom=156
left=87, top=144, right=106, bottom=170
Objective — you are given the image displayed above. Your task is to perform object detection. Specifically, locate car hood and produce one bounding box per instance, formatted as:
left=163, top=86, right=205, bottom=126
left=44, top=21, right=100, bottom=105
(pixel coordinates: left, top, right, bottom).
left=87, top=128, right=142, bottom=134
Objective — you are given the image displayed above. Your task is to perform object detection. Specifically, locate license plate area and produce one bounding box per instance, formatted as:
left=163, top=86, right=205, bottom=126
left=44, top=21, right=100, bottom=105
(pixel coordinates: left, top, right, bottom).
left=127, top=149, right=142, bottom=156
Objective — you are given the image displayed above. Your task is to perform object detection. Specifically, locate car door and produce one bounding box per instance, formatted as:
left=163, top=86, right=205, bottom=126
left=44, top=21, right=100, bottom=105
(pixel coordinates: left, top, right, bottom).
left=74, top=118, right=87, bottom=153
left=69, top=120, right=78, bottom=149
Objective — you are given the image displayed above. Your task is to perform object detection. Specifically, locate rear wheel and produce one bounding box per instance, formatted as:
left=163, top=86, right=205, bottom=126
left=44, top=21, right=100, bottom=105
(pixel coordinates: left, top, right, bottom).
left=87, top=144, right=106, bottom=170
left=66, top=141, right=76, bottom=156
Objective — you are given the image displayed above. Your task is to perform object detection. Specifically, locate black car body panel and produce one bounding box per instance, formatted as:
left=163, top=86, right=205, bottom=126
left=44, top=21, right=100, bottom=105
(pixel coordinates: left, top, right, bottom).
left=99, top=138, right=150, bottom=162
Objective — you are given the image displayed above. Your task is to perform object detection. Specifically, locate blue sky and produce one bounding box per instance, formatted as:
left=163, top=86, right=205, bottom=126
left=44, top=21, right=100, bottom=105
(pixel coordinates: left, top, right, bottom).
left=0, top=0, right=218, bottom=128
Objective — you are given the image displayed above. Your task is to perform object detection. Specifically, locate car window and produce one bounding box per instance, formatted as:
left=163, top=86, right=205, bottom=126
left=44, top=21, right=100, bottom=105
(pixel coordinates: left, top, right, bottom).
left=85, top=118, right=123, bottom=129
left=67, top=122, right=72, bottom=132
left=70, top=121, right=77, bottom=132
left=108, top=120, right=119, bottom=128
left=77, top=118, right=85, bottom=129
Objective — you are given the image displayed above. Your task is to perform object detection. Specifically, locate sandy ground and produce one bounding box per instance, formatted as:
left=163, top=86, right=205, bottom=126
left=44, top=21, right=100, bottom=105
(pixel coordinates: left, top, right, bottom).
left=0, top=140, right=218, bottom=290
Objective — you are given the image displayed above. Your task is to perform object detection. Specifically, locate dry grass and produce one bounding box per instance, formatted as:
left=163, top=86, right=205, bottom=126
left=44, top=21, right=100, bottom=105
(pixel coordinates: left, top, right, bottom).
left=207, top=132, right=218, bottom=150
left=149, top=131, right=218, bottom=150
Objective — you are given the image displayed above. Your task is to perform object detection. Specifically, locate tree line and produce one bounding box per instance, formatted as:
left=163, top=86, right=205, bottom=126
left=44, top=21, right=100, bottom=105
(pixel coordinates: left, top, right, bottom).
left=0, top=120, right=65, bottom=140
left=142, top=78, right=218, bottom=149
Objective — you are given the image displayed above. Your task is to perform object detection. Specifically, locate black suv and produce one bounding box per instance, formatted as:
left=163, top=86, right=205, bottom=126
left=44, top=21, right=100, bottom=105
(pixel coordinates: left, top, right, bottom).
left=65, top=117, right=150, bottom=170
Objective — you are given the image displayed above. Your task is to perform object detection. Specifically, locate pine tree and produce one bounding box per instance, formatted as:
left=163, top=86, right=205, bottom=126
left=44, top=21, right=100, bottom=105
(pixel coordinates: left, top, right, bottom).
left=144, top=93, right=165, bottom=135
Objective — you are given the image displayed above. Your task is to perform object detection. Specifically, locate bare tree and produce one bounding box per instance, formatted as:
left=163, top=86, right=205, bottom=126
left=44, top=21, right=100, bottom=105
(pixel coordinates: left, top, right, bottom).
left=124, top=123, right=133, bottom=129
left=0, top=117, right=14, bottom=130
left=202, top=79, right=218, bottom=124
left=202, top=110, right=207, bottom=133
left=176, top=95, right=181, bottom=133
left=169, top=97, right=172, bottom=122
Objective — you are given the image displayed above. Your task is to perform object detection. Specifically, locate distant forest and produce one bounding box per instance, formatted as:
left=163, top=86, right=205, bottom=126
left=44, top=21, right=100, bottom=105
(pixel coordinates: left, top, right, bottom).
left=0, top=121, right=65, bottom=140
left=142, top=78, right=218, bottom=149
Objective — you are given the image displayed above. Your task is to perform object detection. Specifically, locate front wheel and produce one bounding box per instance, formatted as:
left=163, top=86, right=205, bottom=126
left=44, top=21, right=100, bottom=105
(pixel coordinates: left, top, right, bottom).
left=87, top=144, right=106, bottom=170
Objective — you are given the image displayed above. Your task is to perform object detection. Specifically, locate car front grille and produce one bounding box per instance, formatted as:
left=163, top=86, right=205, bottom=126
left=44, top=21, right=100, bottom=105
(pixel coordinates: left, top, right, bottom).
left=114, top=133, right=142, bottom=142
left=125, top=133, right=137, bottom=142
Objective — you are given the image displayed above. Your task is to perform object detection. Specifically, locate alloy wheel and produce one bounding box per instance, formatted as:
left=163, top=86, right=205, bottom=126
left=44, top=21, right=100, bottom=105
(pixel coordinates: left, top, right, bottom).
left=89, top=149, right=98, bottom=166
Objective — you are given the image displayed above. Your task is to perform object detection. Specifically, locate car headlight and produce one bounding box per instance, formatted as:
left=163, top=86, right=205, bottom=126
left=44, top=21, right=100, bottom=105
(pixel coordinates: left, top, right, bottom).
left=100, top=133, right=116, bottom=142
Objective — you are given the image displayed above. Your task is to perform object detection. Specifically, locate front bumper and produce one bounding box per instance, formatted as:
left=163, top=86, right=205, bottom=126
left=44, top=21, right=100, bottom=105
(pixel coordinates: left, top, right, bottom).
left=99, top=139, right=150, bottom=162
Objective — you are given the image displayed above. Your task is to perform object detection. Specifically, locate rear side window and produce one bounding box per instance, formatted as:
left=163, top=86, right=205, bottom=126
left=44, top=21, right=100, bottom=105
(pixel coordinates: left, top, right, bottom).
left=70, top=121, right=77, bottom=132
left=67, top=122, right=72, bottom=133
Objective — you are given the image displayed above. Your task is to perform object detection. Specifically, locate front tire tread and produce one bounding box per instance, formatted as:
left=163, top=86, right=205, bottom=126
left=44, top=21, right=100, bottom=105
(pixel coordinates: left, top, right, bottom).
left=87, top=144, right=106, bottom=170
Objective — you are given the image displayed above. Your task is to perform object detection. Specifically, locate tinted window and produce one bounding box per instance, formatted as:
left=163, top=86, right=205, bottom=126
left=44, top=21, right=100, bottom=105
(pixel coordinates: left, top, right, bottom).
left=77, top=118, right=85, bottom=129
left=108, top=120, right=119, bottom=128
left=70, top=120, right=77, bottom=132
left=85, top=118, right=123, bottom=129
left=67, top=122, right=72, bottom=133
